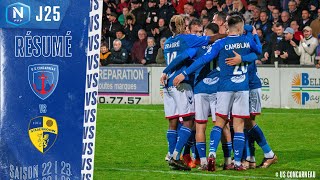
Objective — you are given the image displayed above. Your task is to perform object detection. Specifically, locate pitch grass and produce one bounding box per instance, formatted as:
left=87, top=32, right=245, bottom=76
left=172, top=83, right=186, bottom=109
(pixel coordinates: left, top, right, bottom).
left=94, top=104, right=320, bottom=179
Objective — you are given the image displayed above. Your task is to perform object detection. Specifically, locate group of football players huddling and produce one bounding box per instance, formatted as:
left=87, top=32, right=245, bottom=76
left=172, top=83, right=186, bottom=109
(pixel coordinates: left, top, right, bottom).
left=160, top=12, right=277, bottom=171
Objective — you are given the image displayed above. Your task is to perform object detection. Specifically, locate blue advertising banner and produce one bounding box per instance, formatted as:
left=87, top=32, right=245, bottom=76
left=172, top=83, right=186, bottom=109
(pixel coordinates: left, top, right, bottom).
left=99, top=67, right=149, bottom=94
left=0, top=0, right=102, bottom=179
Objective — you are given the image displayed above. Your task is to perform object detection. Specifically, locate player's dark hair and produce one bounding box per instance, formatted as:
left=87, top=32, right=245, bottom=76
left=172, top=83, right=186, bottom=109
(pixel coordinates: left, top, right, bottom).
left=228, top=11, right=245, bottom=22
left=205, top=23, right=219, bottom=34
left=188, top=18, right=202, bottom=30
left=227, top=15, right=244, bottom=28
left=215, top=12, right=227, bottom=22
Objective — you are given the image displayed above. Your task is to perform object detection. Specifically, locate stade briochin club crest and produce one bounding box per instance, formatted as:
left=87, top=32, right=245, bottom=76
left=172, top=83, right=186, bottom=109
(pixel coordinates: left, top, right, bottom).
left=28, top=116, right=58, bottom=153
left=28, top=64, right=59, bottom=100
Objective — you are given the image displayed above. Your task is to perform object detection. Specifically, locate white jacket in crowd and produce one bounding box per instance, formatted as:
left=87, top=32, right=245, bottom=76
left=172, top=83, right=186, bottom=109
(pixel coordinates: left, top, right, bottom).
left=294, top=35, right=319, bottom=65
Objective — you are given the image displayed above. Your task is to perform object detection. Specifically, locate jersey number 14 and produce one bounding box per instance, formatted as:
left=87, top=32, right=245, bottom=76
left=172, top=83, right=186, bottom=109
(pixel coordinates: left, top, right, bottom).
left=166, top=51, right=177, bottom=65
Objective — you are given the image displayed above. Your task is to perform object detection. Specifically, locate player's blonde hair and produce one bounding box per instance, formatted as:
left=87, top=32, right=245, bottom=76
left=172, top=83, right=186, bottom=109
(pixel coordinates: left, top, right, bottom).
left=169, top=15, right=186, bottom=35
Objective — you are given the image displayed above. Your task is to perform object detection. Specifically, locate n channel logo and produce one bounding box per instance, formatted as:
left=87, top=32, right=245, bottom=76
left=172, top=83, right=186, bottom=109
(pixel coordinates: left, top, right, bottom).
left=6, top=2, right=31, bottom=26
left=291, top=73, right=320, bottom=105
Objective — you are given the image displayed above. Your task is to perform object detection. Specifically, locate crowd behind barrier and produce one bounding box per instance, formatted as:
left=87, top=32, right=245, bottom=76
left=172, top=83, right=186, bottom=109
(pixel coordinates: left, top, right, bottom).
left=101, top=0, right=320, bottom=68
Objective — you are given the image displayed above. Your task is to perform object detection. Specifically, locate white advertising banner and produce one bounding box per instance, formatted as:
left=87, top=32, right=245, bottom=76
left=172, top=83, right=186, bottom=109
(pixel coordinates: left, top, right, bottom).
left=280, top=68, right=320, bottom=109
left=150, top=67, right=165, bottom=104
left=257, top=67, right=281, bottom=108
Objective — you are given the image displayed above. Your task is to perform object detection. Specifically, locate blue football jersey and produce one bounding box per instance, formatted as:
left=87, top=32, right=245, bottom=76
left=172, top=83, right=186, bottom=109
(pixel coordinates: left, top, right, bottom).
left=193, top=44, right=220, bottom=94
left=246, top=33, right=262, bottom=89
left=184, top=35, right=262, bottom=92
left=248, top=60, right=262, bottom=89
left=164, top=34, right=210, bottom=87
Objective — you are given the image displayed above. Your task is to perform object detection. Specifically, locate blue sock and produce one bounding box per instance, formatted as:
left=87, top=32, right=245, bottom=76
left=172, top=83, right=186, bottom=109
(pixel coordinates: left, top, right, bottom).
left=167, top=130, right=177, bottom=156
left=222, top=142, right=232, bottom=158
left=249, top=124, right=271, bottom=154
left=196, top=142, right=206, bottom=158
left=242, top=129, right=250, bottom=160
left=233, top=132, right=245, bottom=164
left=209, top=126, right=223, bottom=153
left=174, top=126, right=192, bottom=160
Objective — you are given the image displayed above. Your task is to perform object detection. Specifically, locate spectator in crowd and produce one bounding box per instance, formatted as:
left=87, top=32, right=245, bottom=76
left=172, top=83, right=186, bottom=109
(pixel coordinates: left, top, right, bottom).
left=100, top=42, right=111, bottom=66
left=204, top=0, right=215, bottom=20
left=222, top=0, right=233, bottom=14
left=103, top=0, right=116, bottom=13
left=158, top=0, right=176, bottom=23
left=250, top=6, right=262, bottom=29
left=309, top=0, right=319, bottom=19
left=298, top=10, right=313, bottom=31
left=310, top=9, right=320, bottom=38
left=267, top=0, right=280, bottom=20
left=172, top=0, right=188, bottom=14
left=279, top=27, right=300, bottom=64
left=107, top=39, right=129, bottom=64
left=293, top=26, right=319, bottom=65
left=243, top=1, right=257, bottom=24
left=156, top=37, right=167, bottom=64
left=143, top=37, right=158, bottom=64
left=124, top=13, right=140, bottom=45
left=184, top=3, right=199, bottom=18
left=232, top=0, right=246, bottom=14
left=116, top=0, right=128, bottom=14
left=281, top=11, right=291, bottom=29
left=260, top=11, right=272, bottom=42
left=290, top=20, right=303, bottom=41
left=256, top=28, right=269, bottom=64
left=288, top=0, right=300, bottom=22
left=212, top=12, right=227, bottom=35
left=264, top=23, right=284, bottom=64
left=145, top=0, right=159, bottom=34
left=193, top=0, right=206, bottom=16
left=116, top=29, right=132, bottom=54
left=103, top=12, right=123, bottom=49
left=271, top=8, right=282, bottom=25
left=152, top=18, right=172, bottom=46
left=118, top=7, right=129, bottom=25
left=131, top=29, right=148, bottom=64
left=131, top=0, right=147, bottom=28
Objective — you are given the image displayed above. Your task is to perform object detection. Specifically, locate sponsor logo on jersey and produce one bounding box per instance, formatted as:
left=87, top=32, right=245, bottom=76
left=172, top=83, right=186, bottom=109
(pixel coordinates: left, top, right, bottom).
left=231, top=74, right=246, bottom=83
left=203, top=77, right=219, bottom=85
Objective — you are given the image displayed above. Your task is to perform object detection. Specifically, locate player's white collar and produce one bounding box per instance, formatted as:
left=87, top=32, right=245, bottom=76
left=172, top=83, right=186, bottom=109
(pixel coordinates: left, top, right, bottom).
left=228, top=35, right=240, bottom=37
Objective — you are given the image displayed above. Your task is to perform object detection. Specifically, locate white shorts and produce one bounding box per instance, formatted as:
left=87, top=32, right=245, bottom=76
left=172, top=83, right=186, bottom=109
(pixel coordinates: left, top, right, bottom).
left=163, top=83, right=195, bottom=119
left=249, top=88, right=262, bottom=115
left=216, top=91, right=250, bottom=119
left=194, top=93, right=217, bottom=123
